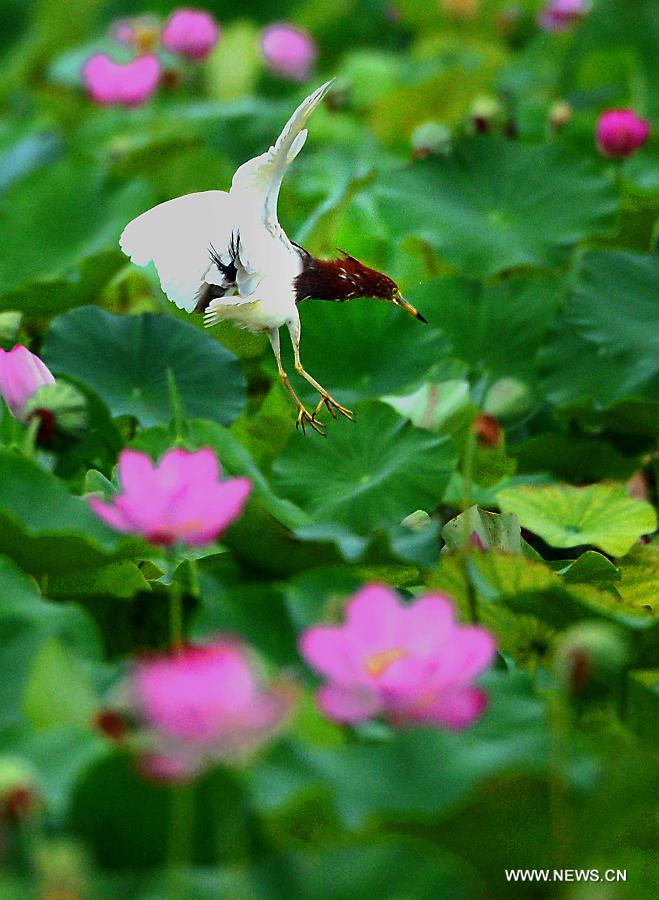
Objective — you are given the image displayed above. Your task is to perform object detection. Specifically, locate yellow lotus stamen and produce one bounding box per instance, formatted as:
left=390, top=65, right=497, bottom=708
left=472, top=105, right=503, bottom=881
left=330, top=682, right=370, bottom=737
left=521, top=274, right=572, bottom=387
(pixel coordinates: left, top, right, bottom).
left=365, top=647, right=407, bottom=677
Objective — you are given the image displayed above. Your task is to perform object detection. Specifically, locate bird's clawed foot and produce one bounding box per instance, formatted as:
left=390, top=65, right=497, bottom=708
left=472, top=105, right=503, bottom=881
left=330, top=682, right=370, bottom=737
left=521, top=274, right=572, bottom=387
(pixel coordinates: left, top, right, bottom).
left=313, top=393, right=354, bottom=422
left=296, top=405, right=326, bottom=436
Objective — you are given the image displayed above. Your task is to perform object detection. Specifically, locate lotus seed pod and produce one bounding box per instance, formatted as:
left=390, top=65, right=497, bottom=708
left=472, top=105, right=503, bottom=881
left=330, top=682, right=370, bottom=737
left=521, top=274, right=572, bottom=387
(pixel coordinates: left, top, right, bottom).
left=484, top=378, right=532, bottom=419
left=470, top=95, right=503, bottom=133
left=24, top=381, right=89, bottom=447
left=553, top=621, right=631, bottom=698
left=0, top=757, right=39, bottom=820
left=550, top=100, right=573, bottom=132
left=412, top=122, right=453, bottom=159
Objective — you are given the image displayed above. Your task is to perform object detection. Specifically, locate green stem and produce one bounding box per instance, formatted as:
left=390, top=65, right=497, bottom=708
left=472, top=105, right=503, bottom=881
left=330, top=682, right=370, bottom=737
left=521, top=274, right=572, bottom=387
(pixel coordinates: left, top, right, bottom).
left=167, top=782, right=195, bottom=898
left=463, top=556, right=480, bottom=625
left=169, top=575, right=183, bottom=650
left=460, top=418, right=480, bottom=622
left=167, top=548, right=184, bottom=650
left=461, top=421, right=476, bottom=514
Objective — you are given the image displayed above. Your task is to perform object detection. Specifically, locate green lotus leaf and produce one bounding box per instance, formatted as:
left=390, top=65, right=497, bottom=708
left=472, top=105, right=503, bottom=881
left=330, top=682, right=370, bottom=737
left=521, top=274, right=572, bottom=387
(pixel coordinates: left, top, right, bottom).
left=496, top=483, right=657, bottom=557
left=0, top=554, right=101, bottom=733
left=541, top=249, right=659, bottom=410
left=23, top=637, right=98, bottom=730
left=0, top=450, right=139, bottom=576
left=430, top=549, right=658, bottom=664
left=363, top=139, right=618, bottom=278
left=441, top=506, right=540, bottom=558
left=0, top=251, right=125, bottom=317
left=0, top=158, right=152, bottom=298
left=617, top=539, right=659, bottom=613
left=252, top=672, right=556, bottom=829
left=408, top=274, right=564, bottom=381
left=559, top=551, right=621, bottom=590
left=273, top=401, right=457, bottom=536
left=285, top=300, right=453, bottom=407
left=43, top=307, right=246, bottom=427
left=46, top=561, right=151, bottom=601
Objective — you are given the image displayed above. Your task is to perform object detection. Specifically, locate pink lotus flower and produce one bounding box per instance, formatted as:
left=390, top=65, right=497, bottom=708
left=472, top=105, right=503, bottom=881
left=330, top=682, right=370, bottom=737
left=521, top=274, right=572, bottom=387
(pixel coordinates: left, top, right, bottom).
left=538, top=0, right=589, bottom=32
left=82, top=54, right=161, bottom=107
left=300, top=584, right=496, bottom=730
left=596, top=109, right=650, bottom=158
left=260, top=23, right=317, bottom=82
left=131, top=639, right=295, bottom=779
left=0, top=345, right=55, bottom=420
left=89, top=447, right=251, bottom=546
left=162, top=8, right=220, bottom=60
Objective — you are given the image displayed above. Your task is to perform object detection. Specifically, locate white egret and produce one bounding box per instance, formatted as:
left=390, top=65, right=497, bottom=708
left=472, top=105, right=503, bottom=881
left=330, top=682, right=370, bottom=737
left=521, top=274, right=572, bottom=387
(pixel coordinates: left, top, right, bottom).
left=119, top=80, right=426, bottom=435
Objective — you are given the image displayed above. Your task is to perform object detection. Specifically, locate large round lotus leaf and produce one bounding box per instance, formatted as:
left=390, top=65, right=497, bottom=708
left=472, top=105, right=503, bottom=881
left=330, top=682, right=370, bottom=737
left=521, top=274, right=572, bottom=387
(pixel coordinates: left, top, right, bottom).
left=43, top=307, right=246, bottom=427
left=496, top=483, right=657, bottom=558
left=363, top=138, right=618, bottom=277
left=272, top=401, right=457, bottom=535
left=408, top=274, right=564, bottom=380
left=289, top=300, right=454, bottom=406
left=541, top=249, right=659, bottom=408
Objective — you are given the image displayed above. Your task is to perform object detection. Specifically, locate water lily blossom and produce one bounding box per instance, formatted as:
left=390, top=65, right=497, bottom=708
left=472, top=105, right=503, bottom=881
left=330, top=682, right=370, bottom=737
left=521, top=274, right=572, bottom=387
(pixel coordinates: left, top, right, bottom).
left=161, top=8, right=220, bottom=60
left=260, top=23, right=317, bottom=81
left=538, top=0, right=590, bottom=32
left=131, top=639, right=295, bottom=780
left=596, top=109, right=650, bottom=158
left=89, top=447, right=251, bottom=546
left=82, top=53, right=161, bottom=107
left=0, top=345, right=55, bottom=419
left=300, top=584, right=496, bottom=729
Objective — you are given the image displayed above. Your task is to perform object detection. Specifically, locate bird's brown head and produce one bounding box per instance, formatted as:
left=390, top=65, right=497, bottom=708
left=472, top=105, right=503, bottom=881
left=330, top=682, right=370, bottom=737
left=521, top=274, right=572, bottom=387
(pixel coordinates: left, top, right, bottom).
left=294, top=249, right=427, bottom=323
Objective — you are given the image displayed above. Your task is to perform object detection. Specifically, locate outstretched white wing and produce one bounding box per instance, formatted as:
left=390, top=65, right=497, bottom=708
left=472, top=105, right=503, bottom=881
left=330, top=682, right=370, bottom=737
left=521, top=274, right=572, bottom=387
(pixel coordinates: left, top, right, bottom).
left=119, top=81, right=333, bottom=311
left=231, top=80, right=334, bottom=243
left=119, top=190, right=235, bottom=313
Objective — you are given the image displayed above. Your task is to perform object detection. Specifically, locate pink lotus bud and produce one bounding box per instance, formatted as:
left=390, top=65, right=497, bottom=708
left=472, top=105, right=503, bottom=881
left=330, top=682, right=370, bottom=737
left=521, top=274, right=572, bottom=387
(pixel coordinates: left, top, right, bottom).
left=538, top=0, right=589, bottom=32
left=596, top=109, right=650, bottom=158
left=0, top=345, right=55, bottom=420
left=82, top=54, right=161, bottom=107
left=300, top=584, right=496, bottom=730
left=161, top=8, right=220, bottom=60
left=89, top=447, right=251, bottom=547
left=130, top=639, right=295, bottom=780
left=260, top=23, right=317, bottom=82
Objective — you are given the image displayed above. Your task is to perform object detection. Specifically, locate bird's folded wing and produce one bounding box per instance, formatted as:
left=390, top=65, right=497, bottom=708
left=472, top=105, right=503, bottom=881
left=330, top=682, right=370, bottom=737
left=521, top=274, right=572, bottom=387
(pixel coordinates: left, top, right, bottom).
left=230, top=79, right=334, bottom=233
left=119, top=190, right=236, bottom=312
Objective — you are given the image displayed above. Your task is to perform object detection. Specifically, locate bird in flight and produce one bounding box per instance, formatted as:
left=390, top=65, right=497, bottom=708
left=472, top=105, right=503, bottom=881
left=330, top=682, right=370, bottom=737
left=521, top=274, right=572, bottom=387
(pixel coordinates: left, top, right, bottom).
left=119, top=80, right=427, bottom=435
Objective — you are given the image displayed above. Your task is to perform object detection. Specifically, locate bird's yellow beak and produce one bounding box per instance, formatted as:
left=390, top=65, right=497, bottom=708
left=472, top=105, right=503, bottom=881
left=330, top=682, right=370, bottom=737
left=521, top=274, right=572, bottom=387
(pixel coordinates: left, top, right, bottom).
left=393, top=292, right=428, bottom=324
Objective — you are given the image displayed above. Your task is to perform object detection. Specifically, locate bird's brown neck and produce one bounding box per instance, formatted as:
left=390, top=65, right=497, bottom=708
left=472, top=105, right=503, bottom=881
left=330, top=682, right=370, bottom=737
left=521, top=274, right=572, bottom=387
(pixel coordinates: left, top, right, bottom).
left=294, top=251, right=394, bottom=304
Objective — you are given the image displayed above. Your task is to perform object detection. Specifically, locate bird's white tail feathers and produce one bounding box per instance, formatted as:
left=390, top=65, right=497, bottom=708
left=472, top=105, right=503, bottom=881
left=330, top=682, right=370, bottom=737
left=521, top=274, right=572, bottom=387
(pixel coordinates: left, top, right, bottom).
left=203, top=297, right=260, bottom=329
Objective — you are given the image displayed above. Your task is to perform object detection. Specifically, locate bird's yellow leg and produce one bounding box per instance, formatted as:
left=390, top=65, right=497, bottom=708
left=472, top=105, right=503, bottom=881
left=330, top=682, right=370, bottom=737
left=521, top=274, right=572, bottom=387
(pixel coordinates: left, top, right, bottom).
left=292, top=345, right=354, bottom=422
left=268, top=330, right=325, bottom=436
